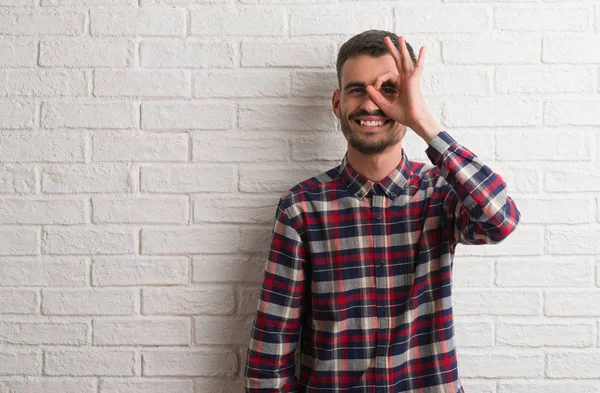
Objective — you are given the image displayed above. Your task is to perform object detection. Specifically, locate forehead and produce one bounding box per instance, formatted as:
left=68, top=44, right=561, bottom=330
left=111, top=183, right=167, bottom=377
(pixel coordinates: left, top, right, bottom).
left=340, top=54, right=397, bottom=87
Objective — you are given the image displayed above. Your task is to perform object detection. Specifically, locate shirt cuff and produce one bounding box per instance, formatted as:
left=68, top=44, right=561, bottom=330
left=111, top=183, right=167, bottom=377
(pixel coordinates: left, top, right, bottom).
left=425, top=130, right=456, bottom=165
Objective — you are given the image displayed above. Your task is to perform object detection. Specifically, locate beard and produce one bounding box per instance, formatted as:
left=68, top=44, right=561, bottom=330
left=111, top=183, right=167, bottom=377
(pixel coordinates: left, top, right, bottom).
left=339, top=109, right=406, bottom=155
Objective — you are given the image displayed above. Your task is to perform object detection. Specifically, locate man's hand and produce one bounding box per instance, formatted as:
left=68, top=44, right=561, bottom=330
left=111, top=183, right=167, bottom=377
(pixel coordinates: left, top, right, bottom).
left=365, top=36, right=441, bottom=143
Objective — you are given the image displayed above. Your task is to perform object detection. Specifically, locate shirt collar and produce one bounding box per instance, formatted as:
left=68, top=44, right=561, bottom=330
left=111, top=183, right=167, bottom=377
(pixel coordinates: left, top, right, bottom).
left=338, top=148, right=412, bottom=201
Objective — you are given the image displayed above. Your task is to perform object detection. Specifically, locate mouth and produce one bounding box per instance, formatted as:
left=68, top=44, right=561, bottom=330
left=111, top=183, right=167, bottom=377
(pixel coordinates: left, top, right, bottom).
left=353, top=118, right=393, bottom=131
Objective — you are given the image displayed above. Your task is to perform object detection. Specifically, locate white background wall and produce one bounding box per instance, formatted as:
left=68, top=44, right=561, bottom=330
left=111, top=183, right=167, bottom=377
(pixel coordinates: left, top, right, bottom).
left=0, top=0, right=599, bottom=392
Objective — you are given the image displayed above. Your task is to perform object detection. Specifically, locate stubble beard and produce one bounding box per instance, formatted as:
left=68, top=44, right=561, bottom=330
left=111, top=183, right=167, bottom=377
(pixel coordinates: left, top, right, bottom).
left=339, top=111, right=405, bottom=155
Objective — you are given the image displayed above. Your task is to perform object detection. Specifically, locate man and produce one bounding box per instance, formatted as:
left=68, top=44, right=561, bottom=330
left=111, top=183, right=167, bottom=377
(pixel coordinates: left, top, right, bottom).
left=244, top=29, right=521, bottom=393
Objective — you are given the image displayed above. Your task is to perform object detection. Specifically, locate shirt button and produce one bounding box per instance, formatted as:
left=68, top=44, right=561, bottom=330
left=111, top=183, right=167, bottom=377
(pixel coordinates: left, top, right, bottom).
left=390, top=192, right=396, bottom=197
left=378, top=260, right=385, bottom=267
left=375, top=214, right=382, bottom=220
left=378, top=347, right=386, bottom=356
left=378, top=306, right=387, bottom=315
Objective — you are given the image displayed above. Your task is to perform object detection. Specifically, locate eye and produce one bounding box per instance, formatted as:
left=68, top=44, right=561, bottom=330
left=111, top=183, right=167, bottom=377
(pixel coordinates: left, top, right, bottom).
left=349, top=87, right=364, bottom=93
left=382, top=87, right=397, bottom=94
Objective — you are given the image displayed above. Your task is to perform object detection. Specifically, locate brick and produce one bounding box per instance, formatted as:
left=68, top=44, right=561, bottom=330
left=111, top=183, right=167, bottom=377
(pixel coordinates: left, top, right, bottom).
left=451, top=258, right=493, bottom=288
left=545, top=290, right=600, bottom=316
left=291, top=133, right=348, bottom=161
left=91, top=8, right=186, bottom=37
left=93, top=318, right=190, bottom=346
left=290, top=6, right=392, bottom=35
left=509, top=196, right=593, bottom=224
left=496, top=128, right=592, bottom=160
left=0, top=289, right=37, bottom=314
left=192, top=132, right=289, bottom=163
left=495, top=5, right=589, bottom=31
left=193, top=194, right=278, bottom=224
left=41, top=163, right=133, bottom=194
left=544, top=163, right=600, bottom=192
left=240, top=227, right=271, bottom=253
left=0, top=378, right=96, bottom=393
left=454, top=226, right=542, bottom=257
left=421, top=67, right=490, bottom=97
left=544, top=36, right=600, bottom=63
left=496, top=257, right=593, bottom=287
left=547, top=352, right=600, bottom=378
left=546, top=227, right=600, bottom=255
left=443, top=97, right=541, bottom=127
left=0, top=10, right=85, bottom=36
left=92, top=196, right=188, bottom=224
left=0, top=320, right=88, bottom=345
left=6, top=70, right=87, bottom=97
left=42, top=101, right=138, bottom=129
left=191, top=7, right=284, bottom=36
left=545, top=99, right=600, bottom=126
left=142, top=287, right=235, bottom=315
left=0, top=99, right=36, bottom=129
left=453, top=290, right=541, bottom=316
left=141, top=226, right=240, bottom=254
left=40, top=38, right=134, bottom=67
left=238, top=165, right=330, bottom=193
left=290, top=71, right=337, bottom=98
left=0, top=257, right=87, bottom=286
left=496, top=321, right=594, bottom=347
left=193, top=378, right=244, bottom=393
left=453, top=319, right=494, bottom=348
left=140, top=40, right=235, bottom=68
left=44, top=0, right=135, bottom=4
left=194, top=316, right=253, bottom=345
left=498, top=381, right=600, bottom=393
left=0, top=227, right=38, bottom=256
left=239, top=103, right=335, bottom=131
left=0, top=165, right=36, bottom=194
left=459, top=381, right=495, bottom=393
left=496, top=66, right=595, bottom=94
left=0, top=132, right=85, bottom=163
left=42, top=289, right=136, bottom=316
left=95, top=70, right=190, bottom=97
left=92, top=132, right=188, bottom=162
left=192, top=255, right=264, bottom=283
left=0, top=0, right=35, bottom=4
left=241, top=41, right=335, bottom=67
left=396, top=5, right=489, bottom=33
left=42, top=226, right=136, bottom=255
left=0, top=350, right=41, bottom=375
left=0, top=199, right=87, bottom=224
left=458, top=351, right=543, bottom=377
left=140, top=165, right=235, bottom=193
left=237, top=286, right=261, bottom=315
left=193, top=70, right=289, bottom=98
left=92, top=256, right=188, bottom=286
left=99, top=378, right=193, bottom=393
left=0, top=38, right=37, bottom=67
left=443, top=38, right=540, bottom=64
left=44, top=349, right=136, bottom=376
left=142, top=102, right=232, bottom=130
left=142, top=349, right=237, bottom=376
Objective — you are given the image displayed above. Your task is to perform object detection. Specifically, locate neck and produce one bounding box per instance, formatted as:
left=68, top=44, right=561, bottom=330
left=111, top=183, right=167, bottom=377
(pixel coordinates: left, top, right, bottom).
left=347, top=143, right=403, bottom=182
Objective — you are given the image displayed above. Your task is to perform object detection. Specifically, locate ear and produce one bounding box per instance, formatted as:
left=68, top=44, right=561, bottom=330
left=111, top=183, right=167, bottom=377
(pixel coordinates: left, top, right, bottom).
left=332, top=88, right=341, bottom=119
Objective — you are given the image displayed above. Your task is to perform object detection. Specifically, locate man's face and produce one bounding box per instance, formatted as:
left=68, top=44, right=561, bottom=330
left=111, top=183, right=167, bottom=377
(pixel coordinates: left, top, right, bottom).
left=332, top=54, right=407, bottom=155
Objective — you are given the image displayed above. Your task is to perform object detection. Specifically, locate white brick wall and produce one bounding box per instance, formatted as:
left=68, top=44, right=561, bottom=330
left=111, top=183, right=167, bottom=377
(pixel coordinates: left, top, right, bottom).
left=0, top=1, right=598, bottom=393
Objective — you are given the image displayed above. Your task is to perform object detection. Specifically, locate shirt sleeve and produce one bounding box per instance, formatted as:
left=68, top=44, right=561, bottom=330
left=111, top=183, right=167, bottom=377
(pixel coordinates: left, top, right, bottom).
left=244, top=195, right=308, bottom=393
left=425, top=130, right=521, bottom=253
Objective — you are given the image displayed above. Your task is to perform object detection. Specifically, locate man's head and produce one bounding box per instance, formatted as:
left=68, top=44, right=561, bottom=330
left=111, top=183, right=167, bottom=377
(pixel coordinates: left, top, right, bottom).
left=332, top=30, right=417, bottom=156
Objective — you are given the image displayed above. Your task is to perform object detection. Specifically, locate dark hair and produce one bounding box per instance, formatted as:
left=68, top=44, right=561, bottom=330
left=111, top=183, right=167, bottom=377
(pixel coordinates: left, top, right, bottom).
left=336, top=29, right=418, bottom=88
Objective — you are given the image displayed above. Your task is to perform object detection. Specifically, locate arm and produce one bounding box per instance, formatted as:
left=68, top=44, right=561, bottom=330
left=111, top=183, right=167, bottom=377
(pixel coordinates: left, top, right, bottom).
left=425, top=131, right=521, bottom=253
left=244, top=195, right=308, bottom=393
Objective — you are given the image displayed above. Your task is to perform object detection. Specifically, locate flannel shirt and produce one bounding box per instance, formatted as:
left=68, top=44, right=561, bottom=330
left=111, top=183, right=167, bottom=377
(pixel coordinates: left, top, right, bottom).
left=245, top=130, right=521, bottom=393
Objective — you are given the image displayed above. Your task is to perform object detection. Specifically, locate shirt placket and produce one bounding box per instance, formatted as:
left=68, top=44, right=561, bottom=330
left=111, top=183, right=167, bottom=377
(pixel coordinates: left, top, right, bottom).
left=370, top=184, right=391, bottom=393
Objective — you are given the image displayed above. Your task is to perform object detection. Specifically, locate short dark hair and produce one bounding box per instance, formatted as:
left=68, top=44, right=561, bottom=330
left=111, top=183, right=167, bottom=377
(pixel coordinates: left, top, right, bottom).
left=336, top=29, right=418, bottom=88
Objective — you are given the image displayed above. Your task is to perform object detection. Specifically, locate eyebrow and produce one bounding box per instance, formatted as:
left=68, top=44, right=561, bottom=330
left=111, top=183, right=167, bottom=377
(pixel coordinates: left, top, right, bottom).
left=343, top=80, right=396, bottom=91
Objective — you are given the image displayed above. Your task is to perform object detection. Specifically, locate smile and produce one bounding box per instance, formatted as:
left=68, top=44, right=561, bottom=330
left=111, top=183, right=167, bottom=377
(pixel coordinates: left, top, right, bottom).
left=353, top=118, right=392, bottom=130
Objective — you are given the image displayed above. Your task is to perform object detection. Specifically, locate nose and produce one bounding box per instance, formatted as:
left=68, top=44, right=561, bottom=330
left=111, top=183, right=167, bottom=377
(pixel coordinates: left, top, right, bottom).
left=359, top=90, right=380, bottom=113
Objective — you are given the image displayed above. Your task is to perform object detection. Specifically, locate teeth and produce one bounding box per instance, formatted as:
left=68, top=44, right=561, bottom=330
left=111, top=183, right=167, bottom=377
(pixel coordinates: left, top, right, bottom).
left=360, top=120, right=385, bottom=126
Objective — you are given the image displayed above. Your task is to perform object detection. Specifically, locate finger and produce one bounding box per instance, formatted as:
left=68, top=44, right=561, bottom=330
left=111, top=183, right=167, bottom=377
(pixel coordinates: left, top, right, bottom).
left=365, top=85, right=393, bottom=113
left=398, top=36, right=414, bottom=73
left=373, top=71, right=400, bottom=90
left=384, top=36, right=404, bottom=74
left=414, top=46, right=425, bottom=76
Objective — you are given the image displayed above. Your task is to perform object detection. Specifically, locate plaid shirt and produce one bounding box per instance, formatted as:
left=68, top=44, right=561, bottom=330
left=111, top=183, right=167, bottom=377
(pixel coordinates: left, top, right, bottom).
left=245, top=131, right=521, bottom=393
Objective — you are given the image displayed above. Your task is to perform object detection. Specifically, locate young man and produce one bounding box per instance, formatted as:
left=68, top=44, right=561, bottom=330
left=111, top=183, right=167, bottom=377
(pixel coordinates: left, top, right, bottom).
left=244, top=29, right=521, bottom=393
